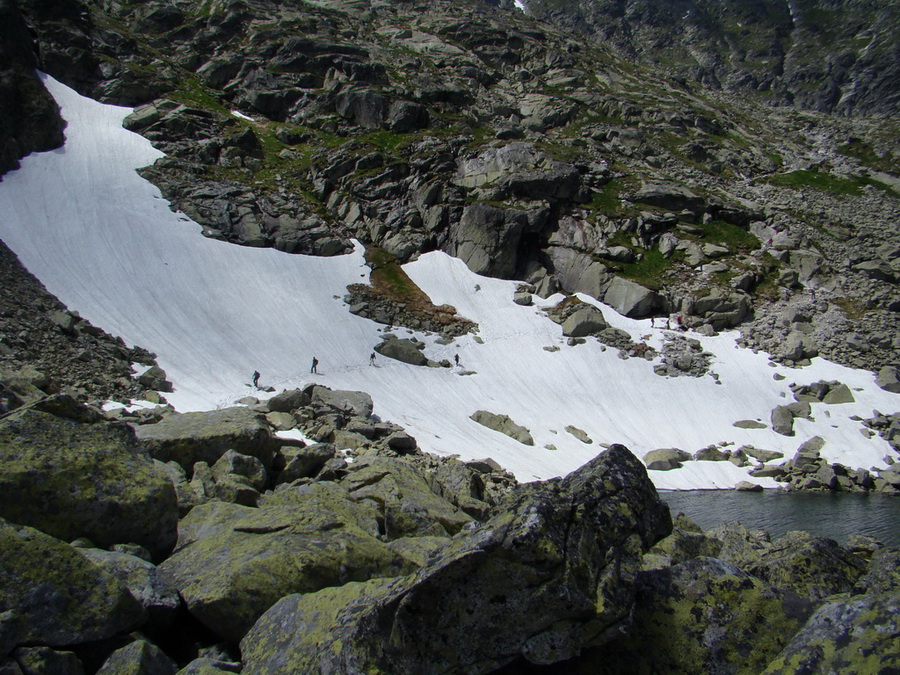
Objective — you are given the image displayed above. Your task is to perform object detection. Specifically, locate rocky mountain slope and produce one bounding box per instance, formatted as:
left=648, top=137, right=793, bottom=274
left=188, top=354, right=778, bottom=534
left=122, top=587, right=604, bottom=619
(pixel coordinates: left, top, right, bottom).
left=3, top=0, right=898, bottom=377
left=0, top=391, right=897, bottom=673
left=522, top=0, right=900, bottom=117
left=0, top=1, right=898, bottom=672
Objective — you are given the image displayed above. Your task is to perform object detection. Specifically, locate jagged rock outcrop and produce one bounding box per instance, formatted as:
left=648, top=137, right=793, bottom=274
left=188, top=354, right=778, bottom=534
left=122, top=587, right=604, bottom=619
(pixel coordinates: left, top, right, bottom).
left=5, top=0, right=895, bottom=376
left=240, top=445, right=672, bottom=673
left=524, top=0, right=900, bottom=117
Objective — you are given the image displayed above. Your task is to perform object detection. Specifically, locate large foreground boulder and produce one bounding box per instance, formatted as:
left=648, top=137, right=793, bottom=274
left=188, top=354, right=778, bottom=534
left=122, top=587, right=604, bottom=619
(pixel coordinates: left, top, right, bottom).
left=0, top=410, right=178, bottom=558
left=241, top=445, right=672, bottom=673
left=133, top=407, right=278, bottom=472
left=159, top=482, right=408, bottom=642
left=0, top=519, right=145, bottom=654
left=763, top=593, right=900, bottom=674
left=580, top=557, right=816, bottom=674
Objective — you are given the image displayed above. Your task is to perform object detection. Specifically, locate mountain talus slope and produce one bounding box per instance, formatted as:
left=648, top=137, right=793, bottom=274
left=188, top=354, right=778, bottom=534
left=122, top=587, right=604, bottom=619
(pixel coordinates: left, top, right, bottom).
left=522, top=0, right=900, bottom=117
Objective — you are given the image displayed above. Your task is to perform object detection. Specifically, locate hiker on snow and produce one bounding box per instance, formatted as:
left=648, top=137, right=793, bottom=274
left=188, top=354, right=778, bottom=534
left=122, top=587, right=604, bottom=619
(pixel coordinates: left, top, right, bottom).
left=369, top=352, right=376, bottom=366
left=252, top=371, right=260, bottom=388
left=311, top=357, right=318, bottom=374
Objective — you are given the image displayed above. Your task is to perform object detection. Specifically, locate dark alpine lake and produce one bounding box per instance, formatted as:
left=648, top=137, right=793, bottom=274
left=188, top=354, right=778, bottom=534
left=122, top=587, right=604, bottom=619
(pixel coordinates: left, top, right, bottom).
left=660, top=490, right=900, bottom=547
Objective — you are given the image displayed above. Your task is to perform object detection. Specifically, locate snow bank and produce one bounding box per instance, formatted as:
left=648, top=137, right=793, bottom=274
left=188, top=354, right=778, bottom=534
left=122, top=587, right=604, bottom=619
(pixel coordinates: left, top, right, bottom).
left=0, top=74, right=896, bottom=488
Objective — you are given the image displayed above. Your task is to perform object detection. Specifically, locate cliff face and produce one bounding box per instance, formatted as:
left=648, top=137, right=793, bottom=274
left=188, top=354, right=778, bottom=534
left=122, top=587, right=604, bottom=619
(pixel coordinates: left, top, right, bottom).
left=0, top=0, right=65, bottom=175
left=522, top=0, right=900, bottom=117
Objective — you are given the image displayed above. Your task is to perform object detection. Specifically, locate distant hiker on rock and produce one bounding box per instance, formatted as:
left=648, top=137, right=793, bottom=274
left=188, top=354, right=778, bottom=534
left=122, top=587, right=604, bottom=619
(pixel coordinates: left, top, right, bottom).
left=252, top=370, right=260, bottom=388
left=369, top=352, right=376, bottom=366
left=310, top=357, right=318, bottom=374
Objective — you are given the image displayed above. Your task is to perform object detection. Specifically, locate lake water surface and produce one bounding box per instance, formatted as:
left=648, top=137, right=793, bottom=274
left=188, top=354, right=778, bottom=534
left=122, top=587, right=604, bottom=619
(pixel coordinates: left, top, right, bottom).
left=660, top=490, right=900, bottom=547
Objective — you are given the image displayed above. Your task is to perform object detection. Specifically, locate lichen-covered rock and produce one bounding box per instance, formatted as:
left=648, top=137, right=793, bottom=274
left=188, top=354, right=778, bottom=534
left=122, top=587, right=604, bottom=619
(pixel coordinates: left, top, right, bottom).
left=762, top=593, right=900, bottom=675
left=338, top=456, right=473, bottom=538
left=0, top=519, right=145, bottom=654
left=133, top=407, right=278, bottom=473
left=428, top=457, right=493, bottom=520
left=79, top=548, right=182, bottom=628
left=642, top=513, right=722, bottom=569
left=265, top=387, right=312, bottom=413
left=275, top=442, right=336, bottom=484
left=643, top=447, right=691, bottom=471
left=210, top=450, right=266, bottom=492
left=159, top=482, right=407, bottom=641
left=469, top=409, right=534, bottom=445
left=713, top=526, right=867, bottom=600
left=241, top=445, right=671, bottom=673
left=0, top=410, right=177, bottom=558
left=852, top=546, right=900, bottom=595
left=579, top=557, right=816, bottom=674
left=309, top=385, right=374, bottom=418
left=10, top=647, right=83, bottom=675
left=95, top=640, right=177, bottom=675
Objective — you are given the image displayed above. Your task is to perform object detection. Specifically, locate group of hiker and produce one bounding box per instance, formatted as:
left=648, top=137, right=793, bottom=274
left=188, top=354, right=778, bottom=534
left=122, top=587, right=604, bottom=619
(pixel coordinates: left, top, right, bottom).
left=650, top=315, right=684, bottom=330
left=250, top=352, right=462, bottom=389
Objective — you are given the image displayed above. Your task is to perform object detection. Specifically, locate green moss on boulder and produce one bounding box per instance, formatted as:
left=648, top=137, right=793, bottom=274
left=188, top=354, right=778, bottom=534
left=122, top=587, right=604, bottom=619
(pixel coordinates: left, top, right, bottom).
left=133, top=407, right=277, bottom=473
left=0, top=410, right=177, bottom=558
left=582, top=557, right=816, bottom=674
left=160, top=482, right=408, bottom=642
left=0, top=519, right=145, bottom=654
left=763, top=593, right=900, bottom=674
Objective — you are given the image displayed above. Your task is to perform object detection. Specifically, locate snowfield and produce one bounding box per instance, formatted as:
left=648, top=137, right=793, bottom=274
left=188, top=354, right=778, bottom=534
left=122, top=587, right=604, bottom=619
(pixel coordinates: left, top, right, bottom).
left=1, top=74, right=897, bottom=489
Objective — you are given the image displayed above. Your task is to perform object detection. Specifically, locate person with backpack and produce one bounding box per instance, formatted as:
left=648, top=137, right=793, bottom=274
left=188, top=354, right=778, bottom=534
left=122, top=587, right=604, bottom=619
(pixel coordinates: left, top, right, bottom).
left=252, top=370, right=260, bottom=388
left=310, top=357, right=318, bottom=374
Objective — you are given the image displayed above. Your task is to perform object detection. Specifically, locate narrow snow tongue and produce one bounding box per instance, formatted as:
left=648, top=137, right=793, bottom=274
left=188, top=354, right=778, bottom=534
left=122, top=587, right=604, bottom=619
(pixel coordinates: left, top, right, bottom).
left=240, top=444, right=672, bottom=674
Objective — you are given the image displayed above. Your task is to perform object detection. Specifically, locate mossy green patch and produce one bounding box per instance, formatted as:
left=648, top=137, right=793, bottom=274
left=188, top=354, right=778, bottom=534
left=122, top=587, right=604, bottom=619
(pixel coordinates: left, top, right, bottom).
left=614, top=249, right=674, bottom=291
left=763, top=169, right=896, bottom=197
left=837, top=139, right=898, bottom=174
left=364, top=246, right=431, bottom=306
left=0, top=520, right=145, bottom=651
left=699, top=219, right=760, bottom=252
left=0, top=410, right=178, bottom=558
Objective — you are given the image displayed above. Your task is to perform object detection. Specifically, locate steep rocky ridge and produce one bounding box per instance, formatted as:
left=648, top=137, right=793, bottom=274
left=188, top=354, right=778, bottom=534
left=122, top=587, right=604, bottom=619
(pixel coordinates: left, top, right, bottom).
left=0, top=0, right=65, bottom=175
left=522, top=0, right=900, bottom=117
left=4, top=0, right=899, bottom=375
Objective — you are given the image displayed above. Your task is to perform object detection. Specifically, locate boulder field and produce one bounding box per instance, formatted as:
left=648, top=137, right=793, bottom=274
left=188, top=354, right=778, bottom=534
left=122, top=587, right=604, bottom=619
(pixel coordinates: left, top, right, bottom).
left=0, top=386, right=896, bottom=674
